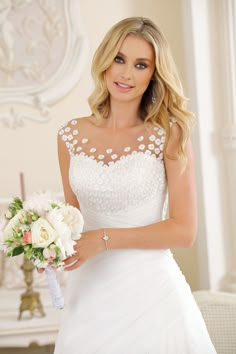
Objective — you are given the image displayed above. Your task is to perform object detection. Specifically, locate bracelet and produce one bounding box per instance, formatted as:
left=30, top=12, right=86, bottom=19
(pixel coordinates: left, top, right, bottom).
left=102, top=229, right=109, bottom=251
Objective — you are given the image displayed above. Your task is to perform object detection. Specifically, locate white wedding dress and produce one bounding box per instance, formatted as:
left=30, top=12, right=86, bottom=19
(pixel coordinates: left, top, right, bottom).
left=54, top=119, right=216, bottom=354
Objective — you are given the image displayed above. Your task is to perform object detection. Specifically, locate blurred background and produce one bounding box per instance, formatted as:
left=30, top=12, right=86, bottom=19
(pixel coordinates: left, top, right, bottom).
left=0, top=0, right=235, bottom=353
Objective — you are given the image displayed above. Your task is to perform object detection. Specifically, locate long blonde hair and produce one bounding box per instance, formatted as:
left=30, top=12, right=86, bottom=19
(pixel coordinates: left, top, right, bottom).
left=88, top=17, right=195, bottom=164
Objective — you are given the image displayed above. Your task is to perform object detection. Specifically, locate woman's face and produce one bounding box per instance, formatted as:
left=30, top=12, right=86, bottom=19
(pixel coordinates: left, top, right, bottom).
left=105, top=35, right=155, bottom=104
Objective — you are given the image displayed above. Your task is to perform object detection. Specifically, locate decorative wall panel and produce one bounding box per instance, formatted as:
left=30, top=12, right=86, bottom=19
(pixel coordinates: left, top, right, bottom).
left=0, top=0, right=89, bottom=127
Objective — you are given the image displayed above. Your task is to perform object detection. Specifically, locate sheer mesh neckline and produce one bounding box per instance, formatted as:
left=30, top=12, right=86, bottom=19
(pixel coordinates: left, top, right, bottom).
left=59, top=119, right=167, bottom=167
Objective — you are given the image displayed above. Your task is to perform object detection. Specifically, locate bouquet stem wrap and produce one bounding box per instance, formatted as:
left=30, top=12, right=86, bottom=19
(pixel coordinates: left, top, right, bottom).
left=45, top=266, right=64, bottom=309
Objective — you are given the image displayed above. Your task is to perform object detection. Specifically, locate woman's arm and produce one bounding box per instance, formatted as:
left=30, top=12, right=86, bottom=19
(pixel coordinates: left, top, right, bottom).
left=57, top=134, right=80, bottom=209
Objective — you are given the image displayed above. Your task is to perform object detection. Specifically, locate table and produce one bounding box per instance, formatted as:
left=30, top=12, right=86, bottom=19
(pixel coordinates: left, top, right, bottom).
left=0, top=288, right=62, bottom=348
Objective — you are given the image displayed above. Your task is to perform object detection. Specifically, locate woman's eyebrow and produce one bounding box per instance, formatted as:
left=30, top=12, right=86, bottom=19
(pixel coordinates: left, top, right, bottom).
left=117, top=51, right=152, bottom=62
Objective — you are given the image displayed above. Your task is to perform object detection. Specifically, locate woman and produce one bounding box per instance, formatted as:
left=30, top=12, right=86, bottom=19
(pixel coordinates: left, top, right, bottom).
left=55, top=17, right=216, bottom=353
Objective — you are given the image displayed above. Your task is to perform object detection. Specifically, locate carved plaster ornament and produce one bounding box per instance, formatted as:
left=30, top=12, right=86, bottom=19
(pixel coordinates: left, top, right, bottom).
left=0, top=0, right=89, bottom=128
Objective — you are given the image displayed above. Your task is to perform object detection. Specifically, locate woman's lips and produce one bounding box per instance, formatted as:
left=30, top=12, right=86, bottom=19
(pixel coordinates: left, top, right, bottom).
left=114, top=82, right=134, bottom=91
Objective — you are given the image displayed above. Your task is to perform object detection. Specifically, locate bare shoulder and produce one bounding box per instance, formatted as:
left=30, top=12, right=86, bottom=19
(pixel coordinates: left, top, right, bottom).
left=58, top=115, right=95, bottom=136
left=74, top=115, right=95, bottom=127
left=67, top=115, right=94, bottom=128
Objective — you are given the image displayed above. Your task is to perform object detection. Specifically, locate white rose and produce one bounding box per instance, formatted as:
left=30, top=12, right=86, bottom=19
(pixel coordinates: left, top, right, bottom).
left=60, top=206, right=84, bottom=239
left=3, top=209, right=27, bottom=241
left=31, top=218, right=57, bottom=248
left=46, top=208, right=77, bottom=259
left=23, top=191, right=53, bottom=216
left=46, top=208, right=71, bottom=240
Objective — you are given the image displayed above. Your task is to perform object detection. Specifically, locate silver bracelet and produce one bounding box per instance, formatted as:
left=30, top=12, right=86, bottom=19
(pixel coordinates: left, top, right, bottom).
left=102, top=229, right=109, bottom=251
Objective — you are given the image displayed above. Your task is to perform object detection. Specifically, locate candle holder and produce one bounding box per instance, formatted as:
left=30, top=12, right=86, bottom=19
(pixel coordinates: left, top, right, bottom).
left=18, top=257, right=45, bottom=320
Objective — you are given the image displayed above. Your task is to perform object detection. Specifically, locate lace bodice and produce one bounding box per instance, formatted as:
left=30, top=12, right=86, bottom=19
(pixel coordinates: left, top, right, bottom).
left=59, top=118, right=170, bottom=230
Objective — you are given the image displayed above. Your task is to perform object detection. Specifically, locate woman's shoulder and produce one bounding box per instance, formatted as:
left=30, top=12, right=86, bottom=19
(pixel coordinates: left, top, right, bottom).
left=58, top=115, right=95, bottom=137
left=59, top=115, right=93, bottom=129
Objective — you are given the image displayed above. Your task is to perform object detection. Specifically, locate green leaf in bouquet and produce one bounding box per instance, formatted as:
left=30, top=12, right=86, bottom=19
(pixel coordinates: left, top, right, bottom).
left=6, top=250, right=13, bottom=257
left=12, top=227, right=23, bottom=240
left=24, top=245, right=33, bottom=259
left=31, top=247, right=45, bottom=262
left=13, top=197, right=23, bottom=209
left=5, top=197, right=23, bottom=220
left=31, top=214, right=39, bottom=221
left=5, top=237, right=21, bottom=249
left=51, top=202, right=59, bottom=209
left=51, top=200, right=65, bottom=209
left=12, top=246, right=24, bottom=256
left=27, top=211, right=39, bottom=223
left=55, top=246, right=61, bottom=256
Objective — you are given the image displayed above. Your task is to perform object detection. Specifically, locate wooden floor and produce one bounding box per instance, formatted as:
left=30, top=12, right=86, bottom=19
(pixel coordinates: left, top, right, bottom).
left=0, top=343, right=54, bottom=354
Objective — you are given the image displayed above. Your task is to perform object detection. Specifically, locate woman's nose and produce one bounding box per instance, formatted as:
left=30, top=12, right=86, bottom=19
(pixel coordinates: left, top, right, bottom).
left=120, top=64, right=133, bottom=80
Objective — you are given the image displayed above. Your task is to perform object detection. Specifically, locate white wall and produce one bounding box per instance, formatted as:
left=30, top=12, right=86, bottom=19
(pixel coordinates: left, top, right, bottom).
left=0, top=0, right=199, bottom=289
left=181, top=0, right=236, bottom=292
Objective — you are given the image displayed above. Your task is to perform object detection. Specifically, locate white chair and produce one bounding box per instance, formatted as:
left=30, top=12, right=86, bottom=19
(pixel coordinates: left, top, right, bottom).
left=193, top=290, right=236, bottom=354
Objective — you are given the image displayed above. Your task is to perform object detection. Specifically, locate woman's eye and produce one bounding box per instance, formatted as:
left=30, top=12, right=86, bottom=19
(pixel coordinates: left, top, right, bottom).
left=114, top=56, right=124, bottom=64
left=136, top=63, right=147, bottom=69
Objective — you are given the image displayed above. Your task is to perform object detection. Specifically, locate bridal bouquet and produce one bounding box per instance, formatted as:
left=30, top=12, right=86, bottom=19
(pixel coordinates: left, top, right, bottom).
left=0, top=191, right=84, bottom=309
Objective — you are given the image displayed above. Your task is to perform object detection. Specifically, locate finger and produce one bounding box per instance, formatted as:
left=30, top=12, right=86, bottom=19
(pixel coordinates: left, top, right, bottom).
left=64, top=259, right=84, bottom=271
left=37, top=268, right=45, bottom=273
left=73, top=244, right=82, bottom=253
left=64, top=255, right=78, bottom=265
left=74, top=239, right=82, bottom=248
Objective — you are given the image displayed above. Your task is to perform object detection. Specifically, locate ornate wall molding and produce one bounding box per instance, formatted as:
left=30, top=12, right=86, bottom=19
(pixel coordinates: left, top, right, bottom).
left=0, top=0, right=89, bottom=128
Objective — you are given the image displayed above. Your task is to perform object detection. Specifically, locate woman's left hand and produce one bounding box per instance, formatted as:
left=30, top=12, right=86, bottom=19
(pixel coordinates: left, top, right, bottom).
left=63, top=229, right=105, bottom=271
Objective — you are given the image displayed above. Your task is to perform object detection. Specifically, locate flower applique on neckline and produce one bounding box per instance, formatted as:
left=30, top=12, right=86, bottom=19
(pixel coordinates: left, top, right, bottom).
left=58, top=119, right=174, bottom=167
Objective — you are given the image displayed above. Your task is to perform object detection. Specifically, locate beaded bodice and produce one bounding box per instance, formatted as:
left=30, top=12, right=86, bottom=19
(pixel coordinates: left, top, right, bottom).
left=59, top=118, right=169, bottom=230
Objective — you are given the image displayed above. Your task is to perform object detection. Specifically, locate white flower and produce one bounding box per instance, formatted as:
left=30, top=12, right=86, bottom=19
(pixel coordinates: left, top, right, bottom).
left=46, top=207, right=81, bottom=259
left=31, top=218, right=57, bottom=248
left=46, top=208, right=71, bottom=239
left=3, top=210, right=27, bottom=241
left=54, top=236, right=76, bottom=260
left=46, top=206, right=84, bottom=240
left=34, top=258, right=49, bottom=269
left=23, top=191, right=53, bottom=216
left=60, top=206, right=84, bottom=239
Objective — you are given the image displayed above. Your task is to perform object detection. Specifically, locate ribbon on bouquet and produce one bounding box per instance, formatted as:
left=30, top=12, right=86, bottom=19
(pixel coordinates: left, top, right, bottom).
left=45, top=266, right=64, bottom=309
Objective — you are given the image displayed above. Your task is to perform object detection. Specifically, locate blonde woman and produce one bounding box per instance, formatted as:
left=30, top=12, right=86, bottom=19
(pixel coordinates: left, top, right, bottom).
left=55, top=17, right=216, bottom=354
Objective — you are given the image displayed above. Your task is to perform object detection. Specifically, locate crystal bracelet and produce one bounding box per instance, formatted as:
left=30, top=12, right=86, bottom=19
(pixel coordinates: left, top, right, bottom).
left=102, top=229, right=109, bottom=251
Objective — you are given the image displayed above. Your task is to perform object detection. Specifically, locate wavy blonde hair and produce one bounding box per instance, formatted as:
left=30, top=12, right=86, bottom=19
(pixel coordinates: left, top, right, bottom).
left=88, top=17, right=195, bottom=164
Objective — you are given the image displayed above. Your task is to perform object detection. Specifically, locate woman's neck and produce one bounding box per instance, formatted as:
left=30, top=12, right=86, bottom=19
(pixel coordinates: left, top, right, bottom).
left=104, top=99, right=143, bottom=131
